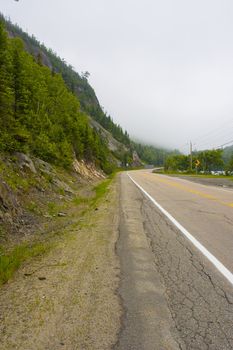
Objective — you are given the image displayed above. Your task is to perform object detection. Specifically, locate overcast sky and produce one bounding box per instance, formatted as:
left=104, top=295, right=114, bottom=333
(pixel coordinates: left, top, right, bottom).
left=1, top=0, right=233, bottom=151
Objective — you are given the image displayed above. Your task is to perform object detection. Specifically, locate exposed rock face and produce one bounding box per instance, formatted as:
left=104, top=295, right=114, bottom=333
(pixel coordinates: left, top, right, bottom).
left=52, top=178, right=74, bottom=194
left=8, top=30, right=53, bottom=70
left=34, top=158, right=74, bottom=194
left=34, top=158, right=53, bottom=174
left=15, top=153, right=37, bottom=174
left=0, top=178, right=21, bottom=220
left=132, top=151, right=142, bottom=167
left=89, top=118, right=128, bottom=153
left=73, top=159, right=105, bottom=180
left=0, top=152, right=108, bottom=246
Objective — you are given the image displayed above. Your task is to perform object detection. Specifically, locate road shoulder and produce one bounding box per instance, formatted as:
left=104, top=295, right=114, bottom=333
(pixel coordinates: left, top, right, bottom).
left=114, top=173, right=180, bottom=349
left=0, top=178, right=121, bottom=350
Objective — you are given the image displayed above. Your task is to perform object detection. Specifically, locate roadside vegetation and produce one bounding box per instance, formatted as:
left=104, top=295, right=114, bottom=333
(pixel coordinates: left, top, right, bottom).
left=0, top=241, right=51, bottom=285
left=162, top=149, right=233, bottom=176
left=0, top=156, right=115, bottom=286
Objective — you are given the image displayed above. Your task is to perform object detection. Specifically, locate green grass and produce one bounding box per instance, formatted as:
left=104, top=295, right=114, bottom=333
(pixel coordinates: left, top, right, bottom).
left=0, top=158, right=36, bottom=192
left=47, top=202, right=60, bottom=216
left=72, top=175, right=115, bottom=213
left=26, top=200, right=43, bottom=215
left=92, top=177, right=113, bottom=205
left=47, top=201, right=67, bottom=216
left=0, top=241, right=52, bottom=286
left=72, top=196, right=89, bottom=206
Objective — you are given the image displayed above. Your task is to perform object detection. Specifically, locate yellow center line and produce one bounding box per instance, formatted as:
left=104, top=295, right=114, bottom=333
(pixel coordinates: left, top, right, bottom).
left=140, top=173, right=233, bottom=209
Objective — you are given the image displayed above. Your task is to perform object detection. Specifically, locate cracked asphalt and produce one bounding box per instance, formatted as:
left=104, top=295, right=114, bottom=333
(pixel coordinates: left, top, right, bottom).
left=115, top=171, right=233, bottom=349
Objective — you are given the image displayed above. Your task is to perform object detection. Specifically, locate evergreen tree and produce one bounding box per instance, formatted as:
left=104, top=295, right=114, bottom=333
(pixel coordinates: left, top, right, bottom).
left=0, top=22, right=15, bottom=150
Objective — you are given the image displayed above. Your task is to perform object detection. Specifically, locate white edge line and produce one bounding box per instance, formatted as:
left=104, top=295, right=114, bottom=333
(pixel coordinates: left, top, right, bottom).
left=127, top=172, right=233, bottom=287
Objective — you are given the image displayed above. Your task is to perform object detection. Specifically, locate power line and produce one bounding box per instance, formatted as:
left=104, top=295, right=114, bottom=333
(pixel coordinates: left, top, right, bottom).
left=217, top=139, right=233, bottom=148
left=178, top=118, right=233, bottom=152
left=197, top=139, right=233, bottom=151
left=193, top=118, right=233, bottom=144
left=196, top=126, right=233, bottom=147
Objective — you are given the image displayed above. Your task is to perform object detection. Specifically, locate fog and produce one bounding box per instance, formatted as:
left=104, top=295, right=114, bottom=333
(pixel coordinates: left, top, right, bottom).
left=2, top=0, right=233, bottom=151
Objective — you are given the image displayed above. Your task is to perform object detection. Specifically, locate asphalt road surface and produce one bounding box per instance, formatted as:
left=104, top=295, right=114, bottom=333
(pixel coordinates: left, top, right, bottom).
left=115, top=171, right=233, bottom=350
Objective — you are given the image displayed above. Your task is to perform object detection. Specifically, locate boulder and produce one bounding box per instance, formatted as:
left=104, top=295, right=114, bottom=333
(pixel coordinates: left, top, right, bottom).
left=15, top=153, right=37, bottom=174
left=34, top=158, right=52, bottom=174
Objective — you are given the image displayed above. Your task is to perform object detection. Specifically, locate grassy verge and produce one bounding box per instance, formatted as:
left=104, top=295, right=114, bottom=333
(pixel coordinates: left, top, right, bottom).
left=0, top=173, right=116, bottom=287
left=0, top=242, right=52, bottom=286
left=92, top=177, right=113, bottom=204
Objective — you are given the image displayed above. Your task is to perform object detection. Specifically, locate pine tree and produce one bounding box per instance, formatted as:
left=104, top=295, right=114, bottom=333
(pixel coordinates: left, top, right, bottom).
left=0, top=21, right=15, bottom=150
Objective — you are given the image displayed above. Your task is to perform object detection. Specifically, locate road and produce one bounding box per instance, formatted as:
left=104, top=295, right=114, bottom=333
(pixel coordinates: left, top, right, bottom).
left=115, top=170, right=233, bottom=350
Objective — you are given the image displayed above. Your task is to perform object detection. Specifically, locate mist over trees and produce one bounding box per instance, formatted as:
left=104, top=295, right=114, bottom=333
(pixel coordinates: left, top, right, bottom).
left=0, top=14, right=178, bottom=169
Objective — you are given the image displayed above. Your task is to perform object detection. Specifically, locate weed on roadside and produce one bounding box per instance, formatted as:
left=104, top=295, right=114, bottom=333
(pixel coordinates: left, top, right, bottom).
left=0, top=242, right=52, bottom=286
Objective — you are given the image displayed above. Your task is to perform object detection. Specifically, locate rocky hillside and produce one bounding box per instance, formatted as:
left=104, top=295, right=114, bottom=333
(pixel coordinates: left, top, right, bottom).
left=1, top=14, right=174, bottom=168
left=0, top=14, right=133, bottom=165
left=0, top=149, right=109, bottom=284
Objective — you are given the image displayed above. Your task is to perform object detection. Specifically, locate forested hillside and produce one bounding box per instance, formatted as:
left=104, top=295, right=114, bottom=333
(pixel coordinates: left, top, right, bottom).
left=133, top=142, right=179, bottom=166
left=0, top=14, right=174, bottom=167
left=0, top=14, right=178, bottom=171
left=1, top=14, right=131, bottom=148
left=0, top=21, right=115, bottom=173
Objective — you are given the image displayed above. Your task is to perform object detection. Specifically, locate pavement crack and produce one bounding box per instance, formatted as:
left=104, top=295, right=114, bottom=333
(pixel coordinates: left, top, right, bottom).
left=141, top=197, right=233, bottom=349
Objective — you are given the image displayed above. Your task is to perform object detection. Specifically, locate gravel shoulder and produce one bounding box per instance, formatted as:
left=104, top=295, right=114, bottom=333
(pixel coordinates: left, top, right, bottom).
left=0, top=179, right=121, bottom=350
left=115, top=173, right=180, bottom=350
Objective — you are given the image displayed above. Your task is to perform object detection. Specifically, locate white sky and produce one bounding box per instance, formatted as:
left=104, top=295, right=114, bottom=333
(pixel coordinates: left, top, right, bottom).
left=1, top=0, right=233, bottom=151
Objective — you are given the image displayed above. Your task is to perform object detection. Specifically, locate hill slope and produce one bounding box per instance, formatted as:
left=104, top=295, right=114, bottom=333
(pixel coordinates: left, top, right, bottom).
left=1, top=14, right=174, bottom=168
left=1, top=15, right=131, bottom=150
left=0, top=20, right=117, bottom=173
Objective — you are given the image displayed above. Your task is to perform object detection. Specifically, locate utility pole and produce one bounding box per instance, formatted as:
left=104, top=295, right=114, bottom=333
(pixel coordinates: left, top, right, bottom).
left=190, top=141, right=193, bottom=171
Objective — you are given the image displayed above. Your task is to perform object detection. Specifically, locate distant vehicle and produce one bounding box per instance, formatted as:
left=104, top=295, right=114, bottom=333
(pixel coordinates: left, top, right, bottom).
left=211, top=170, right=225, bottom=175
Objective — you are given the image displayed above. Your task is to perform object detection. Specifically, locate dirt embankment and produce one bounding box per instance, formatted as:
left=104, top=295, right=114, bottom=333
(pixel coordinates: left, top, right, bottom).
left=0, top=172, right=121, bottom=349
left=0, top=153, right=105, bottom=249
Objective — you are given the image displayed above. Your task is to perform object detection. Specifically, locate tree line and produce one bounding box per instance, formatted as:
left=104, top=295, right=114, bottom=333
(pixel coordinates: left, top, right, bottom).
left=165, top=149, right=233, bottom=173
